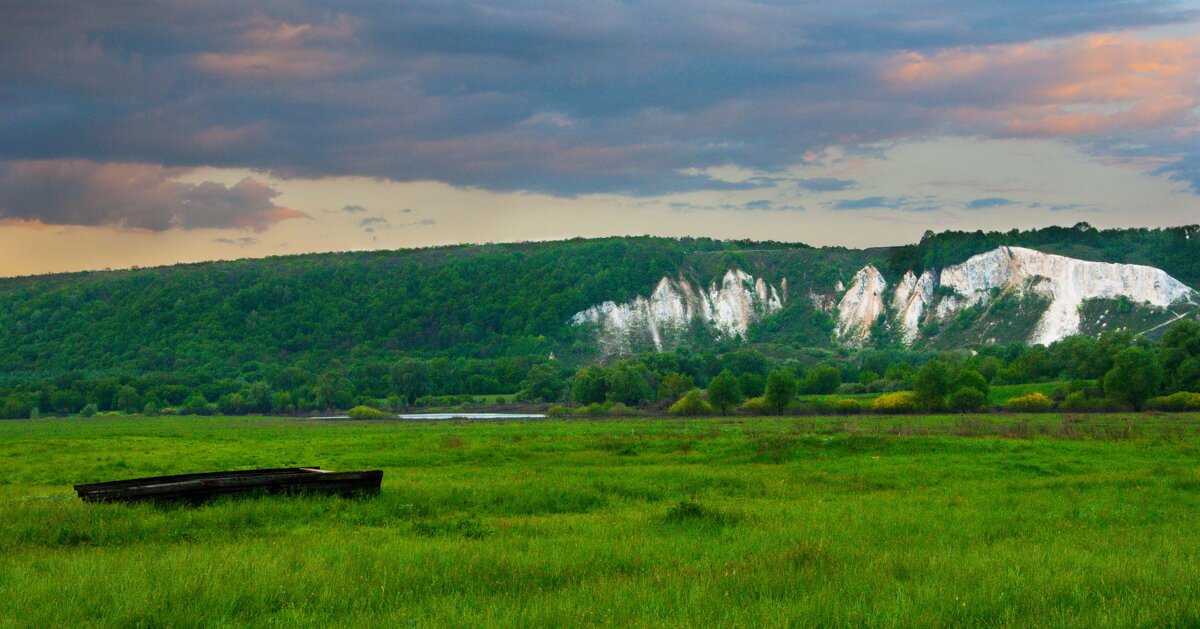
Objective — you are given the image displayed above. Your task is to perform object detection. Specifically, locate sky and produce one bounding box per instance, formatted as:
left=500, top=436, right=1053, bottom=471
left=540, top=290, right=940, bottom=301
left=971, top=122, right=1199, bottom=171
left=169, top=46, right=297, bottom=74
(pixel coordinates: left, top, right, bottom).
left=1, top=1, right=1199, bottom=276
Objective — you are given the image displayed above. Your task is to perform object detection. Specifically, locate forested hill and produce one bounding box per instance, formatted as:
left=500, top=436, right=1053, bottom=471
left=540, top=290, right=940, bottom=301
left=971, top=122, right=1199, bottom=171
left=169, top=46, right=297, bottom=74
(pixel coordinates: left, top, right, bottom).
left=0, top=237, right=816, bottom=378
left=0, top=224, right=1197, bottom=382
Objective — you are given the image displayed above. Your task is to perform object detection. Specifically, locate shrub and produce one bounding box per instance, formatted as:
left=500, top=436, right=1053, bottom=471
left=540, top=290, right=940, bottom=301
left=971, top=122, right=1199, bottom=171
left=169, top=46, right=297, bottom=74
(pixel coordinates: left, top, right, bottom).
left=1059, top=391, right=1115, bottom=412
left=740, top=396, right=772, bottom=416
left=866, top=379, right=908, bottom=393
left=347, top=405, right=386, bottom=419
left=583, top=402, right=612, bottom=416
left=657, top=373, right=695, bottom=404
left=947, top=387, right=986, bottom=412
left=955, top=369, right=990, bottom=396
left=870, top=392, right=919, bottom=414
left=669, top=390, right=713, bottom=417
left=833, top=399, right=862, bottom=415
left=79, top=403, right=98, bottom=418
left=545, top=405, right=571, bottom=417
left=1006, top=392, right=1055, bottom=413
left=606, top=402, right=637, bottom=417
left=801, top=365, right=841, bottom=395
left=837, top=383, right=866, bottom=395
left=1146, top=391, right=1200, bottom=412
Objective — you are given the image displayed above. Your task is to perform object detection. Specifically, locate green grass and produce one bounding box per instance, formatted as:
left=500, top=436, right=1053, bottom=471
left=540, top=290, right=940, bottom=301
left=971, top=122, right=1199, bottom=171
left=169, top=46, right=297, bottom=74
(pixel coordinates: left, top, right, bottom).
left=3, top=413, right=1200, bottom=626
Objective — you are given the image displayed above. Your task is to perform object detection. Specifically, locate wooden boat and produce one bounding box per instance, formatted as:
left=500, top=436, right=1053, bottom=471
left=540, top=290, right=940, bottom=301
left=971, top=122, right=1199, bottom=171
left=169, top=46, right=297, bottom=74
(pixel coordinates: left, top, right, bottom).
left=74, top=467, right=383, bottom=503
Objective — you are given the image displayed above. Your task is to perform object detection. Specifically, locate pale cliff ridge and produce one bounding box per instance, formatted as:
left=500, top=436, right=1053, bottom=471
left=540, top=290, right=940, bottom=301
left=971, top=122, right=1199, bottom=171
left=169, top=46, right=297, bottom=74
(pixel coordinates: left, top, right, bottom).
left=835, top=265, right=887, bottom=346
left=936, top=246, right=1196, bottom=345
left=570, top=269, right=783, bottom=354
left=891, top=269, right=937, bottom=345
left=861, top=246, right=1197, bottom=347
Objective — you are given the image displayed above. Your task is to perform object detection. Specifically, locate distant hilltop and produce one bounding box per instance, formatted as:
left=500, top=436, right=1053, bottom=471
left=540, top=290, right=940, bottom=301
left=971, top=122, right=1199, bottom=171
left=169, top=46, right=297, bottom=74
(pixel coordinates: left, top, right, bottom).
left=0, top=224, right=1197, bottom=376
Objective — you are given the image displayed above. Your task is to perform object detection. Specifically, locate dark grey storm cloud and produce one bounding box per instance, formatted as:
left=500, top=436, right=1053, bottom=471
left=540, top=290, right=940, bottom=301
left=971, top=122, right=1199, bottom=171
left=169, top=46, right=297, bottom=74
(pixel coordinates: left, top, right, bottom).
left=0, top=160, right=306, bottom=231
left=0, top=0, right=1196, bottom=198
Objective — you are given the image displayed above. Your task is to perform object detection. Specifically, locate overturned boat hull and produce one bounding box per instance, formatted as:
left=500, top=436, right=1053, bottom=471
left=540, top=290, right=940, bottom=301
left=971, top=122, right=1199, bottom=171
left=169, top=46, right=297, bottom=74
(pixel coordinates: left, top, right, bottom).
left=74, top=467, right=383, bottom=503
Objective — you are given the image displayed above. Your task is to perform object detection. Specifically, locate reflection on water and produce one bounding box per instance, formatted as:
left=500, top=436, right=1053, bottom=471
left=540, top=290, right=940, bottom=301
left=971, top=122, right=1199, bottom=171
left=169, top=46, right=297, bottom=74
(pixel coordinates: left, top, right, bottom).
left=313, top=413, right=546, bottom=420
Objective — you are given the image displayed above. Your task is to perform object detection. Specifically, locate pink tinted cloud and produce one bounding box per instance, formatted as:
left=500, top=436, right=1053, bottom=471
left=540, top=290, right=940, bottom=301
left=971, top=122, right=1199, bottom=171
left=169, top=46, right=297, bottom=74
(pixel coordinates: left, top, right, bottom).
left=0, top=160, right=307, bottom=232
left=885, top=33, right=1200, bottom=138
left=193, top=14, right=359, bottom=80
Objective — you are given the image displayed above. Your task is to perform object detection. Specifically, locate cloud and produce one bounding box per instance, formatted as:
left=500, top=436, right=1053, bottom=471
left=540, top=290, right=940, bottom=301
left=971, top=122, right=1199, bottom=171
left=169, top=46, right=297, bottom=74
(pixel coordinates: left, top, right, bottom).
left=830, top=196, right=939, bottom=212
left=0, top=160, right=307, bottom=231
left=965, top=197, right=1016, bottom=209
left=0, top=1, right=1197, bottom=195
left=358, top=216, right=389, bottom=232
left=794, top=177, right=857, bottom=192
left=213, top=237, right=260, bottom=247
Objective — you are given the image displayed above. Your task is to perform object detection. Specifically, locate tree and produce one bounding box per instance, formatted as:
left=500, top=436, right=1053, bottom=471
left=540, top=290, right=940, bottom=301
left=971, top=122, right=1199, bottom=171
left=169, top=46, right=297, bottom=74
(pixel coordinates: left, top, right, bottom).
left=657, top=373, right=695, bottom=404
left=571, top=366, right=609, bottom=405
left=947, top=387, right=986, bottom=412
left=391, top=359, right=431, bottom=405
left=802, top=365, right=841, bottom=395
left=914, top=360, right=953, bottom=410
left=1104, top=347, right=1162, bottom=410
left=738, top=372, right=765, bottom=398
left=706, top=370, right=743, bottom=415
left=605, top=361, right=653, bottom=406
left=765, top=368, right=797, bottom=412
left=954, top=369, right=989, bottom=397
left=518, top=363, right=565, bottom=402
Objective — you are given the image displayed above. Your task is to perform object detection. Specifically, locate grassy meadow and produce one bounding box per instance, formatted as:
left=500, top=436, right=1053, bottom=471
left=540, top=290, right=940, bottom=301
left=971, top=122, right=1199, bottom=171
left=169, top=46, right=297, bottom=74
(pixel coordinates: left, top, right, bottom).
left=2, top=413, right=1200, bottom=626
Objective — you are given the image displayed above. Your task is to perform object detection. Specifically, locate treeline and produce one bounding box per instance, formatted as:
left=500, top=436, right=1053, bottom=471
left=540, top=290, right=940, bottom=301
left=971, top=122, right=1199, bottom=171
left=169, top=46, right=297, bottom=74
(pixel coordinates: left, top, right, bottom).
left=0, top=356, right=559, bottom=419
left=7, top=320, right=1199, bottom=419
left=887, top=223, right=1200, bottom=286
left=543, top=320, right=1200, bottom=415
left=1, top=226, right=1196, bottom=387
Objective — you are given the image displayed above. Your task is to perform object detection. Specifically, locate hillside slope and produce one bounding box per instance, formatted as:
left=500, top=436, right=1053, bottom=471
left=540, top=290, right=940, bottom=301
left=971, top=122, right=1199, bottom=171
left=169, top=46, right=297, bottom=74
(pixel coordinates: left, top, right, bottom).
left=0, top=224, right=1196, bottom=380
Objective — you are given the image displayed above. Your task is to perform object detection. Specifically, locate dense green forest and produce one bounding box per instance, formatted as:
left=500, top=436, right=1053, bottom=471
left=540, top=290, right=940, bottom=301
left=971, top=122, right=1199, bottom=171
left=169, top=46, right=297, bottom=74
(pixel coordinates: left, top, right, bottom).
left=0, top=224, right=1197, bottom=417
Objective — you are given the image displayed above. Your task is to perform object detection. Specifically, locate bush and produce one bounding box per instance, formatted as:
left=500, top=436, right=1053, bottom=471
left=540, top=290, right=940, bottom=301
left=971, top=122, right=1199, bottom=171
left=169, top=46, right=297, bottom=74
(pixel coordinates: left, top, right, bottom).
left=669, top=390, right=713, bottom=417
left=801, top=365, right=841, bottom=395
left=833, top=398, right=862, bottom=415
left=1059, top=391, right=1116, bottom=412
left=1006, top=392, right=1055, bottom=413
left=740, top=396, right=772, bottom=416
left=870, top=392, right=919, bottom=414
left=583, top=402, right=612, bottom=416
left=79, top=403, right=98, bottom=418
left=606, top=402, right=637, bottom=417
left=545, top=405, right=571, bottom=417
left=947, top=387, right=986, bottom=412
left=1146, top=391, right=1200, bottom=412
left=866, top=379, right=908, bottom=393
left=837, top=383, right=866, bottom=395
left=347, top=405, right=386, bottom=419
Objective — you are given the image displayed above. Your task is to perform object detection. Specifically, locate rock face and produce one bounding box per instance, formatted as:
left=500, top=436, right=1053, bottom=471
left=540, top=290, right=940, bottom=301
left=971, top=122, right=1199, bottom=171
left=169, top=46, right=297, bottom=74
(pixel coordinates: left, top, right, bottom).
left=841, top=246, right=1197, bottom=347
left=937, top=246, right=1196, bottom=345
left=891, top=269, right=937, bottom=345
left=570, top=269, right=783, bottom=354
left=835, top=265, right=887, bottom=346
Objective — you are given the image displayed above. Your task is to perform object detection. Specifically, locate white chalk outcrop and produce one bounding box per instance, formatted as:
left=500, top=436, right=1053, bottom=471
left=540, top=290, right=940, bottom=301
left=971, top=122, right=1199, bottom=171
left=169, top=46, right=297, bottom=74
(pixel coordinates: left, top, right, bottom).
left=570, top=269, right=783, bottom=354
left=891, top=269, right=938, bottom=345
left=835, top=265, right=887, bottom=346
left=936, top=246, right=1196, bottom=345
